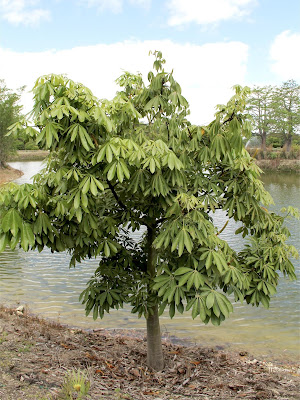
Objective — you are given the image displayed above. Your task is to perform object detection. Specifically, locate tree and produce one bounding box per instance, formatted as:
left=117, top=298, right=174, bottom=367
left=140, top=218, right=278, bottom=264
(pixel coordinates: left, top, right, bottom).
left=271, top=80, right=300, bottom=152
left=246, top=85, right=274, bottom=151
left=0, top=53, right=298, bottom=370
left=0, top=80, right=24, bottom=167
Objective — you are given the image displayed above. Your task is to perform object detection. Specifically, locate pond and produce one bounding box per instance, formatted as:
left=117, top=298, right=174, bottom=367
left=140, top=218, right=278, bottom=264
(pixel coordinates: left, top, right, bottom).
left=1, top=161, right=299, bottom=363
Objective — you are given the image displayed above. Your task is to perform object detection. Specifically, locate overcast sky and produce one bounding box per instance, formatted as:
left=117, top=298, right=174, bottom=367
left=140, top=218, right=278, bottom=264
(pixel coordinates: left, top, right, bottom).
left=0, top=0, right=299, bottom=124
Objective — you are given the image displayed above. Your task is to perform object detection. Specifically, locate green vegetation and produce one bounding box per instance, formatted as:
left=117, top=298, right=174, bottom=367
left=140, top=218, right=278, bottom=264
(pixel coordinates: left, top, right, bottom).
left=58, top=369, right=91, bottom=400
left=8, top=150, right=49, bottom=162
left=0, top=80, right=24, bottom=167
left=0, top=52, right=298, bottom=371
left=247, top=80, right=300, bottom=152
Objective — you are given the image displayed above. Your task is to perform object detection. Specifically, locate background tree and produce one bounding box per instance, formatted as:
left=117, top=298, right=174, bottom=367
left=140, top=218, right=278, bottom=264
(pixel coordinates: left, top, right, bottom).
left=246, top=85, right=274, bottom=151
left=271, top=80, right=300, bottom=152
left=0, top=80, right=24, bottom=167
left=0, top=53, right=298, bottom=371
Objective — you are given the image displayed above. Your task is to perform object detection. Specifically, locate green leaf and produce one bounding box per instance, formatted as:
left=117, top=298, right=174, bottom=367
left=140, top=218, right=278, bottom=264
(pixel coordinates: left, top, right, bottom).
left=82, top=178, right=90, bottom=194
left=0, top=233, right=8, bottom=253
left=2, top=209, right=22, bottom=236
left=206, top=292, right=215, bottom=309
left=20, top=222, right=35, bottom=251
left=90, top=178, right=98, bottom=196
left=93, top=306, right=98, bottom=320
left=117, top=162, right=124, bottom=183
left=74, top=191, right=81, bottom=209
left=183, top=230, right=193, bottom=253
left=107, top=162, right=117, bottom=181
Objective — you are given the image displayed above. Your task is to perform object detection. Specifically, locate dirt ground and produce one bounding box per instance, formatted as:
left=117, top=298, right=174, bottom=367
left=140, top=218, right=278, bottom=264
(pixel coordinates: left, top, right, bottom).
left=0, top=165, right=23, bottom=186
left=0, top=305, right=299, bottom=400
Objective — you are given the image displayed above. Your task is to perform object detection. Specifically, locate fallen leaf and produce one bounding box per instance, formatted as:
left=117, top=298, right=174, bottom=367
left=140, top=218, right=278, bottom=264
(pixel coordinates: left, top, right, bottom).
left=95, top=369, right=104, bottom=375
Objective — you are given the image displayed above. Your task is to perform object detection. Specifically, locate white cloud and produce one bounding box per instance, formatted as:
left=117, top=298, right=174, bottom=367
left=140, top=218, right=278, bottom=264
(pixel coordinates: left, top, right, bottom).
left=79, top=0, right=151, bottom=13
left=0, top=40, right=248, bottom=124
left=167, top=0, right=256, bottom=27
left=270, top=30, right=300, bottom=81
left=0, top=0, right=50, bottom=26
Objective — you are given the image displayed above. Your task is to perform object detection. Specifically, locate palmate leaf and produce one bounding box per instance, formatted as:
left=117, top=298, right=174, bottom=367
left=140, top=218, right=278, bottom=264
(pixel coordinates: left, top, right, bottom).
left=0, top=52, right=297, bottom=370
left=20, top=222, right=35, bottom=251
left=2, top=209, right=23, bottom=236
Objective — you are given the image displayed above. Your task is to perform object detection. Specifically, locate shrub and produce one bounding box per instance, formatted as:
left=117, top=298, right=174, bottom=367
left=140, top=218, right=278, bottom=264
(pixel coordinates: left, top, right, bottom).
left=266, top=132, right=285, bottom=148
left=14, top=139, right=25, bottom=150
left=25, top=141, right=39, bottom=150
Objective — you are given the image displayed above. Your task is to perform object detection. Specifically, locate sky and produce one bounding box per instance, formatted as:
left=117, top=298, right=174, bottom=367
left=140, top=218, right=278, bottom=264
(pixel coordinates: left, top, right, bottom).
left=0, top=0, right=299, bottom=124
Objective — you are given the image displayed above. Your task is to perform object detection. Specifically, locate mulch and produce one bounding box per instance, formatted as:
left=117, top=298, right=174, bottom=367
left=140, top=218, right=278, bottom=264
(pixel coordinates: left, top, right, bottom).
left=0, top=305, right=299, bottom=400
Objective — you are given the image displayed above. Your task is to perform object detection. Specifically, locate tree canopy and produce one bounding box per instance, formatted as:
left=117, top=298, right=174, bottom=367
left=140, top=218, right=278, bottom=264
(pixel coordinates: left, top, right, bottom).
left=0, top=80, right=24, bottom=167
left=247, top=80, right=300, bottom=151
left=1, top=52, right=298, bottom=370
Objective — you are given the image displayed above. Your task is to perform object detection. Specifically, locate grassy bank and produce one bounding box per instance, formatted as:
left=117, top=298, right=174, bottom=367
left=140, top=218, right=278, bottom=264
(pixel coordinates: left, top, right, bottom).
left=0, top=165, right=23, bottom=186
left=256, top=159, right=300, bottom=172
left=8, top=150, right=49, bottom=162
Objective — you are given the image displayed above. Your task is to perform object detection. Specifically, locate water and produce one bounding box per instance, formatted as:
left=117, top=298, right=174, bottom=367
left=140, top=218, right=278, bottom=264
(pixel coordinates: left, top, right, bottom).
left=1, top=162, right=299, bottom=363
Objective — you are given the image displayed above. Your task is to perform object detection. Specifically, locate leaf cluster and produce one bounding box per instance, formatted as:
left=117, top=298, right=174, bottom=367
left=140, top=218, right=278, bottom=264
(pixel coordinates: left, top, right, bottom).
left=0, top=53, right=298, bottom=326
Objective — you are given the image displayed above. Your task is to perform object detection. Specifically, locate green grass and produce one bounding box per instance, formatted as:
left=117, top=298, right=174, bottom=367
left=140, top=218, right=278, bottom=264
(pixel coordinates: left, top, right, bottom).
left=9, top=150, right=49, bottom=162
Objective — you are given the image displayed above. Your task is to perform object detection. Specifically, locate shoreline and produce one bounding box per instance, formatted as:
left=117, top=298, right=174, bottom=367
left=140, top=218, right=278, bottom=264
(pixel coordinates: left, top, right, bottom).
left=7, top=150, right=300, bottom=172
left=255, top=158, right=300, bottom=172
left=0, top=165, right=24, bottom=186
left=0, top=304, right=299, bottom=400
left=8, top=150, right=49, bottom=162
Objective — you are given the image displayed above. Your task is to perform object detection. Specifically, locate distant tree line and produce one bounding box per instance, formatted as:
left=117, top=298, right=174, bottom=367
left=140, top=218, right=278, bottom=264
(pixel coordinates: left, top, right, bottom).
left=0, top=80, right=24, bottom=167
left=0, top=80, right=42, bottom=167
left=247, top=80, right=300, bottom=152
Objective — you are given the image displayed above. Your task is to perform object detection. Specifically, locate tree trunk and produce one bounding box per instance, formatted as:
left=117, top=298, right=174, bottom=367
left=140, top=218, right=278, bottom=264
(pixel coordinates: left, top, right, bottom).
left=146, top=226, right=164, bottom=371
left=286, top=135, right=292, bottom=152
left=261, top=131, right=267, bottom=151
left=146, top=305, right=164, bottom=370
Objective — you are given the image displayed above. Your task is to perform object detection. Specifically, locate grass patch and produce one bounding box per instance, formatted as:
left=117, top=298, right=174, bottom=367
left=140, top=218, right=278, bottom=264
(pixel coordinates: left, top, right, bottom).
left=8, top=150, right=49, bottom=162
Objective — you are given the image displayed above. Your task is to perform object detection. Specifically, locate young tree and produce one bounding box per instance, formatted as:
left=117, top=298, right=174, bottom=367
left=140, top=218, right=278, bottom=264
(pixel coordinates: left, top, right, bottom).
left=272, top=80, right=300, bottom=152
left=0, top=53, right=298, bottom=370
left=246, top=85, right=274, bottom=151
left=0, top=80, right=24, bottom=167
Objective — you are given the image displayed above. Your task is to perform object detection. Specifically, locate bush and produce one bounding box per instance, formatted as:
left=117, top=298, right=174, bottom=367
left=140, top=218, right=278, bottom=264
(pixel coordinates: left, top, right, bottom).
left=25, top=141, right=39, bottom=150
left=289, top=144, right=300, bottom=159
left=14, top=139, right=25, bottom=150
left=266, top=132, right=285, bottom=148
left=292, top=135, right=300, bottom=145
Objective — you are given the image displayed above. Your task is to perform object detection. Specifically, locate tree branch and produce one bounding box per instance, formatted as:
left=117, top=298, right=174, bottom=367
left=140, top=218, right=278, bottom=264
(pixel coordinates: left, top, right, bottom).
left=107, top=180, right=127, bottom=210
left=107, top=180, right=152, bottom=229
left=216, top=220, right=229, bottom=236
left=222, top=112, right=235, bottom=126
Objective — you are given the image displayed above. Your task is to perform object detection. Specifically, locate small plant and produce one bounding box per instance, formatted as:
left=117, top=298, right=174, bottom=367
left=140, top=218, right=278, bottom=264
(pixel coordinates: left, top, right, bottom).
left=58, top=369, right=91, bottom=400
left=18, top=341, right=33, bottom=352
left=290, top=144, right=300, bottom=159
left=269, top=151, right=279, bottom=160
left=0, top=330, right=8, bottom=344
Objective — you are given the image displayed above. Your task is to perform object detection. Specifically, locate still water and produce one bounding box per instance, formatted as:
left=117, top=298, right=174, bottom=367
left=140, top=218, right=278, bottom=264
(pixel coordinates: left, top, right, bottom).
left=1, top=161, right=299, bottom=363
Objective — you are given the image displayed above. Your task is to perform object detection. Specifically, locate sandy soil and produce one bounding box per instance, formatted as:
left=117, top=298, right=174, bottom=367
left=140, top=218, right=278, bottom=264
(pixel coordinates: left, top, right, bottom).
left=0, top=305, right=299, bottom=400
left=0, top=165, right=23, bottom=186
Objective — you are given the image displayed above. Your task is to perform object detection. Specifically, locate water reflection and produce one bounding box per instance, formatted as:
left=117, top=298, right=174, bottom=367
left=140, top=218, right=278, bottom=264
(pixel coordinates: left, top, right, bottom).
left=1, top=163, right=299, bottom=363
